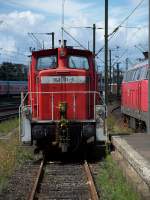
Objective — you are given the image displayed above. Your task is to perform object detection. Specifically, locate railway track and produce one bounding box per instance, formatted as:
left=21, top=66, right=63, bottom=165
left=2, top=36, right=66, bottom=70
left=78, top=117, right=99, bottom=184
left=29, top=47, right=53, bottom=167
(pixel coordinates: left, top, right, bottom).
left=0, top=105, right=19, bottom=112
left=0, top=104, right=19, bottom=122
left=0, top=110, right=18, bottom=122
left=28, top=158, right=99, bottom=200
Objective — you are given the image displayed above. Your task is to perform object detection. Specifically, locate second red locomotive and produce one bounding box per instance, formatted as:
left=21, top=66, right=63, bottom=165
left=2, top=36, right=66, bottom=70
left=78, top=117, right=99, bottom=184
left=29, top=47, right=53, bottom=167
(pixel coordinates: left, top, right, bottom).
left=20, top=46, right=106, bottom=152
left=121, top=60, right=148, bottom=129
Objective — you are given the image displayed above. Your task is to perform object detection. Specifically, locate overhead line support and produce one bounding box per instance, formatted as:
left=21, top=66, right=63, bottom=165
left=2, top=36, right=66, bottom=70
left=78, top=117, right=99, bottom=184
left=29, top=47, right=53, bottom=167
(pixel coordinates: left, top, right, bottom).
left=93, top=24, right=96, bottom=57
left=105, top=0, right=108, bottom=105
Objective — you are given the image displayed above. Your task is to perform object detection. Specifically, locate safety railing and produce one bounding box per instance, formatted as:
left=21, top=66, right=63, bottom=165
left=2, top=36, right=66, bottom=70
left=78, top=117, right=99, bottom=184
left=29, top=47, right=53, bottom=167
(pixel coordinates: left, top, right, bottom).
left=19, top=91, right=105, bottom=140
left=19, top=91, right=104, bottom=122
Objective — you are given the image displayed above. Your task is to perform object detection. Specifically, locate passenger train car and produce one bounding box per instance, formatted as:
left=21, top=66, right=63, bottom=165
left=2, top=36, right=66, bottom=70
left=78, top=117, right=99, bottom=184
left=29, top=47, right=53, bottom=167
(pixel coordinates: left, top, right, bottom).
left=121, top=60, right=148, bottom=129
left=20, top=47, right=107, bottom=153
left=0, top=81, right=27, bottom=95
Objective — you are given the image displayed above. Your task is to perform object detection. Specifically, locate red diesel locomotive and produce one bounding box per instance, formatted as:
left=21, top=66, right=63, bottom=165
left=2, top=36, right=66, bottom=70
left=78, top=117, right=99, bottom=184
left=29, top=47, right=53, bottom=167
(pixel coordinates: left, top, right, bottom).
left=20, top=47, right=106, bottom=152
left=121, top=60, right=148, bottom=129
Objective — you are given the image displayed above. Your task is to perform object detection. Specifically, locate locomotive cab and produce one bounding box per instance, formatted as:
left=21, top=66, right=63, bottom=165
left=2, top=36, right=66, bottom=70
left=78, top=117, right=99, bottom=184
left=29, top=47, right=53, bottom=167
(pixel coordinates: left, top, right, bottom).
left=20, top=47, right=107, bottom=153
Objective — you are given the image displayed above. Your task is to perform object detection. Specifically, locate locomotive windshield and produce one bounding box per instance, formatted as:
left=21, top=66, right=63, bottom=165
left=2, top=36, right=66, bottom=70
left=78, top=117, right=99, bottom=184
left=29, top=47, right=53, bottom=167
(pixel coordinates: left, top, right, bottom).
left=37, top=55, right=57, bottom=70
left=69, top=56, right=89, bottom=70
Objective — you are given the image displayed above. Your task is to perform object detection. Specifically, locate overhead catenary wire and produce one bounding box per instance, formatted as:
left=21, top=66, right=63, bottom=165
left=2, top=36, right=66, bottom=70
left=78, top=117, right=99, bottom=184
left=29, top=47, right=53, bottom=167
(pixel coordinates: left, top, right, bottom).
left=64, top=24, right=103, bottom=30
left=115, top=0, right=145, bottom=28
left=108, top=0, right=145, bottom=38
left=96, top=0, right=145, bottom=56
left=63, top=28, right=88, bottom=50
left=111, top=28, right=143, bottom=68
left=28, top=33, right=43, bottom=50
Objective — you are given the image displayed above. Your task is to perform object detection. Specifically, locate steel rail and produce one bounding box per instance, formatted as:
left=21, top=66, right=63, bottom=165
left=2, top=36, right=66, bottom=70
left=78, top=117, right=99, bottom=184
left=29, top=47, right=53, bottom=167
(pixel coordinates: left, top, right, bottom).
left=0, top=112, right=18, bottom=122
left=28, top=159, right=44, bottom=200
left=0, top=106, right=19, bottom=112
left=84, top=161, right=99, bottom=200
left=28, top=159, right=99, bottom=200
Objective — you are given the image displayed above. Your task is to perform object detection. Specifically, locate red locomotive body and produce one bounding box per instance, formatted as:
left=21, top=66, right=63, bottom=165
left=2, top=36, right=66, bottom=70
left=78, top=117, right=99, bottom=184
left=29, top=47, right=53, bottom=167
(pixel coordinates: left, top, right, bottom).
left=121, top=60, right=148, bottom=129
left=20, top=47, right=106, bottom=152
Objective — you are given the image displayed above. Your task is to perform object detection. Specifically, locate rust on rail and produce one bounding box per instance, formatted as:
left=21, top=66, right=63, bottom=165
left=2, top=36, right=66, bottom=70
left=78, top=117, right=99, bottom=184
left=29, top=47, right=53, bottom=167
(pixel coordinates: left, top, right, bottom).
left=84, top=160, right=99, bottom=200
left=28, top=159, right=44, bottom=200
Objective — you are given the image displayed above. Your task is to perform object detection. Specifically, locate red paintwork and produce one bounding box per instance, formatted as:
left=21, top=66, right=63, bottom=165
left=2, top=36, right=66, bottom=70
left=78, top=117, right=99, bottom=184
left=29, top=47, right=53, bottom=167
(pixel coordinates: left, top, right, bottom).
left=121, top=61, right=148, bottom=114
left=28, top=47, right=97, bottom=121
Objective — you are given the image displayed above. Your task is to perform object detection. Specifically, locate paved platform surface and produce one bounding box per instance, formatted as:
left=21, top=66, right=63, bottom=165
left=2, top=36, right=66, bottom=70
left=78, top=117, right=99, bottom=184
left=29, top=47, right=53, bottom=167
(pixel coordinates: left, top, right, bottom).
left=112, top=134, right=150, bottom=199
left=122, top=133, right=150, bottom=163
left=112, top=134, right=150, bottom=189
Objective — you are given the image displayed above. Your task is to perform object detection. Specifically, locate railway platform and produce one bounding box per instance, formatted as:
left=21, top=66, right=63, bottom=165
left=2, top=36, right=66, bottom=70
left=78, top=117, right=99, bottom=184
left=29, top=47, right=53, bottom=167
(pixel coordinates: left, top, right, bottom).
left=112, top=133, right=150, bottom=200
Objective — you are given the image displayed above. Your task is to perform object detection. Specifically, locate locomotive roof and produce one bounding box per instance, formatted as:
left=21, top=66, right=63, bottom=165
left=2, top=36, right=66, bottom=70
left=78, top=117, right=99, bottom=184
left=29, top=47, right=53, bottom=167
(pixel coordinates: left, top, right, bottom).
left=128, top=59, right=148, bottom=71
left=32, top=47, right=93, bottom=57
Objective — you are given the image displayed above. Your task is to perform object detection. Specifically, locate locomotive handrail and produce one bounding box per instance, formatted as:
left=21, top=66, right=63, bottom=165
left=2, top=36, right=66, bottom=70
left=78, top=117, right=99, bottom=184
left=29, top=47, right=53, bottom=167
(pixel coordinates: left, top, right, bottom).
left=19, top=91, right=106, bottom=140
left=19, top=91, right=104, bottom=115
left=20, top=91, right=104, bottom=116
left=19, top=91, right=104, bottom=119
left=20, top=91, right=104, bottom=103
left=19, top=91, right=105, bottom=131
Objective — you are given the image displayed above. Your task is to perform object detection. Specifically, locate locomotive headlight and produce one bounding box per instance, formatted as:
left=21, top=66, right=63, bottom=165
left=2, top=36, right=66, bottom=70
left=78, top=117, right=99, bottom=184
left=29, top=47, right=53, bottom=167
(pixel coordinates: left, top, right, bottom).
left=60, top=49, right=66, bottom=57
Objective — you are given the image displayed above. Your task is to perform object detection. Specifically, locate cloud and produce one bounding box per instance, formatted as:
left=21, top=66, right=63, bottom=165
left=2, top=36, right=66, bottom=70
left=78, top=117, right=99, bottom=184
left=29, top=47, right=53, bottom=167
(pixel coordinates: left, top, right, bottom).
left=0, top=36, right=17, bottom=52
left=0, top=11, right=45, bottom=34
left=2, top=0, right=94, bottom=18
left=0, top=0, right=148, bottom=65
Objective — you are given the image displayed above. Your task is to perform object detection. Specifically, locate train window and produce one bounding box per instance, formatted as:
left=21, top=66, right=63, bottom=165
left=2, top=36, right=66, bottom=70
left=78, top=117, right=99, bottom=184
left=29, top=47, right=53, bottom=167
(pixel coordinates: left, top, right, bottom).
left=130, top=70, right=134, bottom=81
left=126, top=69, right=136, bottom=82
left=132, top=69, right=137, bottom=81
left=123, top=72, right=127, bottom=82
left=37, top=55, right=57, bottom=70
left=146, top=68, right=149, bottom=79
left=126, top=71, right=130, bottom=82
left=69, top=56, right=89, bottom=70
left=134, top=68, right=141, bottom=80
left=140, top=67, right=145, bottom=80
left=140, top=66, right=147, bottom=80
left=126, top=70, right=132, bottom=82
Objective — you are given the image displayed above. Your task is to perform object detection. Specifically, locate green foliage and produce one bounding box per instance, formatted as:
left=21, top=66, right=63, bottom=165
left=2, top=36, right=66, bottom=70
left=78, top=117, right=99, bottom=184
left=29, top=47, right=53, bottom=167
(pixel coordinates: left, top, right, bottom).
left=0, top=62, right=28, bottom=81
left=16, top=146, right=34, bottom=165
left=0, top=124, right=34, bottom=192
left=97, top=156, right=140, bottom=200
left=107, top=114, right=133, bottom=135
left=0, top=118, right=19, bottom=136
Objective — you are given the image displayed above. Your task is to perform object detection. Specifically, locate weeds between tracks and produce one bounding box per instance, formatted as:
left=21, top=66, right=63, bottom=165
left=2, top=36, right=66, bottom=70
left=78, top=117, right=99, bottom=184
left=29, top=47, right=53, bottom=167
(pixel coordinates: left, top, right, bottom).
left=96, top=155, right=140, bottom=200
left=0, top=118, right=18, bottom=136
left=0, top=118, right=34, bottom=192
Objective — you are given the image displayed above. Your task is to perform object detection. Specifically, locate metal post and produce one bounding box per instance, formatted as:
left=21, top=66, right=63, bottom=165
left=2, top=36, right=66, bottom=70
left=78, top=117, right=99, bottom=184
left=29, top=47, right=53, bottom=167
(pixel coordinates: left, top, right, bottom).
left=112, top=66, right=114, bottom=84
left=148, top=0, right=150, bottom=134
left=109, top=49, right=112, bottom=94
left=105, top=0, right=108, bottom=105
left=61, top=0, right=65, bottom=47
left=51, top=32, right=55, bottom=49
left=116, top=63, right=120, bottom=97
left=93, top=24, right=96, bottom=57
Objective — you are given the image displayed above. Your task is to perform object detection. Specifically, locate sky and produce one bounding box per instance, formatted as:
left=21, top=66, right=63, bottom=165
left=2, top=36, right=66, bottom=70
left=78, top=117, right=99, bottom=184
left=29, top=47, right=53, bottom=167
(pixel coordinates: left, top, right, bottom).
left=0, top=0, right=148, bottom=70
